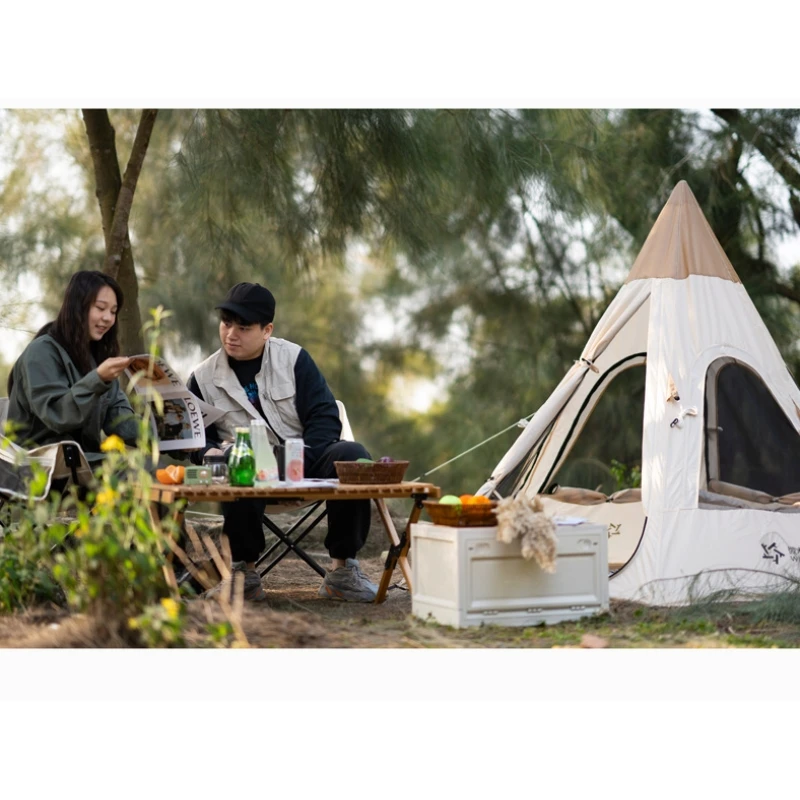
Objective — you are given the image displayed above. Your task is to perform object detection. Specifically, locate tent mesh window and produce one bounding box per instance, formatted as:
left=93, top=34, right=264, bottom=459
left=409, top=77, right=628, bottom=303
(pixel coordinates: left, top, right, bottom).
left=543, top=365, right=645, bottom=497
left=705, top=359, right=800, bottom=497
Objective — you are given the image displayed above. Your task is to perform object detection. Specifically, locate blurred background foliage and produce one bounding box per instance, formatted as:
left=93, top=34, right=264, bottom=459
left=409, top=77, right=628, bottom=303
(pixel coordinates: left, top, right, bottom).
left=1, top=108, right=799, bottom=494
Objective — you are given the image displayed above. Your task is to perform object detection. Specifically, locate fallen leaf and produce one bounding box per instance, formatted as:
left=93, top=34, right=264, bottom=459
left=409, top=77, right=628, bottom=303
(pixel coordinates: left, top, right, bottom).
left=580, top=634, right=608, bottom=649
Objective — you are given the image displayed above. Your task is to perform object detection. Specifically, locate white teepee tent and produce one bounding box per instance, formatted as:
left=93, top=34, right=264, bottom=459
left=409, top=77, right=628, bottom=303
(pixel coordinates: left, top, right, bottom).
left=479, top=181, right=800, bottom=604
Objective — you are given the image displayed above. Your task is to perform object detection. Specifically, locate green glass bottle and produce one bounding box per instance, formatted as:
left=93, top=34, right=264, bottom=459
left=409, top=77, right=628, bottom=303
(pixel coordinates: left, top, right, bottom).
left=228, top=427, right=256, bottom=487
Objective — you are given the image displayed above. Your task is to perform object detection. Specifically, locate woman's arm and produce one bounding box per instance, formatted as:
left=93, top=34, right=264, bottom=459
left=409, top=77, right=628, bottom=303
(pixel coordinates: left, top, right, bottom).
left=17, top=339, right=115, bottom=435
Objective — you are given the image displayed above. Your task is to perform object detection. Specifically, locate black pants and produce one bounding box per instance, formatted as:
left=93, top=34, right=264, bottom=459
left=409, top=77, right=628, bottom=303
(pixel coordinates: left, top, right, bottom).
left=221, top=440, right=372, bottom=563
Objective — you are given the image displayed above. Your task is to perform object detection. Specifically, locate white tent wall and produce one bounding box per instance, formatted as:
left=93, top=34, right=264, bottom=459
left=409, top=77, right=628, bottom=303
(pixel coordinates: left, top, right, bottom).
left=641, top=275, right=800, bottom=516
left=610, top=274, right=800, bottom=602
left=538, top=495, right=646, bottom=568
left=613, top=509, right=800, bottom=604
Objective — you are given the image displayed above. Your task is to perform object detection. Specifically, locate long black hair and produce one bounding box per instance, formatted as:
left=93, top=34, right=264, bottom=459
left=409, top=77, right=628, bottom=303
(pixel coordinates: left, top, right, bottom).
left=7, top=271, right=124, bottom=394
left=51, top=270, right=124, bottom=375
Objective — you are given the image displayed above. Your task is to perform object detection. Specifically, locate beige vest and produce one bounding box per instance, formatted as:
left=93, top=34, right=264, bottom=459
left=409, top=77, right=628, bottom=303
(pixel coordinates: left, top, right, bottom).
left=192, top=337, right=303, bottom=446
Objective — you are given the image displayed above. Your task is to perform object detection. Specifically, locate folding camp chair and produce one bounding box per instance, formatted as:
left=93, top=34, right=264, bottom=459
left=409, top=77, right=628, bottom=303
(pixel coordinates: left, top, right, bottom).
left=0, top=405, right=95, bottom=530
left=254, top=400, right=353, bottom=578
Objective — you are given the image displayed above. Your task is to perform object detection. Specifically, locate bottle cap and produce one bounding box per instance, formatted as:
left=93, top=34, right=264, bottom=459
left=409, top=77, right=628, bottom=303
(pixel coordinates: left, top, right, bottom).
left=234, top=426, right=250, bottom=434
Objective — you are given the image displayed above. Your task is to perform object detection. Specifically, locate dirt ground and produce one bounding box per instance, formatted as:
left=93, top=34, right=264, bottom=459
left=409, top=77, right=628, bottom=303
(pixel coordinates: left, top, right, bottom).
left=3, top=505, right=800, bottom=648
left=5, top=547, right=800, bottom=648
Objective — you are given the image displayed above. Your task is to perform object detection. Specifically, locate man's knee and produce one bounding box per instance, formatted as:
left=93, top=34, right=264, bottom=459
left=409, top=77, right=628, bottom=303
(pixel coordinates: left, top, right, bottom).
left=328, top=441, right=371, bottom=462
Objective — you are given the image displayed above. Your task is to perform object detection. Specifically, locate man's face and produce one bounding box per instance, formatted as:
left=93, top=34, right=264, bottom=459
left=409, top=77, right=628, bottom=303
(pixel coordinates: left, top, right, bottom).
left=219, top=319, right=273, bottom=361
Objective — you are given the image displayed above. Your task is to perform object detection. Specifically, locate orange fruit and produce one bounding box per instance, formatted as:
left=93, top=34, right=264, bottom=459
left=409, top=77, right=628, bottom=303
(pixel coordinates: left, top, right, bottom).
left=459, top=494, right=474, bottom=504
left=470, top=495, right=492, bottom=505
left=156, top=468, right=176, bottom=485
left=169, top=465, right=185, bottom=484
left=156, top=465, right=185, bottom=485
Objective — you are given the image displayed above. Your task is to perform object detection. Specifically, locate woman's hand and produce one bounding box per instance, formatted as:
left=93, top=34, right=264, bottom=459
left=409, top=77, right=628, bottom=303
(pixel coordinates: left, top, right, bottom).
left=97, top=356, right=133, bottom=383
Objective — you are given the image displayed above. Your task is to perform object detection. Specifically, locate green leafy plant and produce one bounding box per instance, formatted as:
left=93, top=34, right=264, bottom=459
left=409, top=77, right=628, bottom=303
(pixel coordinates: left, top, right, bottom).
left=204, top=619, right=236, bottom=648
left=609, top=459, right=642, bottom=491
left=47, top=307, right=186, bottom=641
left=128, top=597, right=186, bottom=647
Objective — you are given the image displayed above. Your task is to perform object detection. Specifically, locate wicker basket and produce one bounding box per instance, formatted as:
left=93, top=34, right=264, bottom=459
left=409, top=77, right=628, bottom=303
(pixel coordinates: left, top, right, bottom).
left=334, top=460, right=409, bottom=485
left=423, top=500, right=499, bottom=527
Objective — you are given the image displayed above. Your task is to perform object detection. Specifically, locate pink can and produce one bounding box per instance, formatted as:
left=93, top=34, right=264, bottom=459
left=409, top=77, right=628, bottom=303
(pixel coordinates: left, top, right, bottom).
left=284, top=437, right=305, bottom=482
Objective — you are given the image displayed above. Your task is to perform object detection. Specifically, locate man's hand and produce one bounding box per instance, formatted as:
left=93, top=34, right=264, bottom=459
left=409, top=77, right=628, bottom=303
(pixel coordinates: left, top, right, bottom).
left=97, top=357, right=133, bottom=383
left=204, top=448, right=225, bottom=457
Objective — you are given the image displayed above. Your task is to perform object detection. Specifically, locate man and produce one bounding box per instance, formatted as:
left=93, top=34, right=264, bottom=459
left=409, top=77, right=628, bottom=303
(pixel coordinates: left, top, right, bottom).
left=187, top=282, right=377, bottom=602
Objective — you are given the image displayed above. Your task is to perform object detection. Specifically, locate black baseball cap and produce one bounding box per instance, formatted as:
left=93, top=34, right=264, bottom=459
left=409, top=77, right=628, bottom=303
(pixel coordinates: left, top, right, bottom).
left=215, top=282, right=276, bottom=324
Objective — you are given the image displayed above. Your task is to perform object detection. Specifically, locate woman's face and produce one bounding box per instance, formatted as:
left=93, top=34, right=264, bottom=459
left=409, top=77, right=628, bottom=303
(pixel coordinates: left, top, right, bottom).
left=87, top=285, right=119, bottom=341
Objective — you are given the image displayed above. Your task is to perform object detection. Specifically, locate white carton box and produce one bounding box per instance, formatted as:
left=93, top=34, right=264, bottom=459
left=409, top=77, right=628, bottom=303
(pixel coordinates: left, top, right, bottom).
left=411, top=521, right=609, bottom=628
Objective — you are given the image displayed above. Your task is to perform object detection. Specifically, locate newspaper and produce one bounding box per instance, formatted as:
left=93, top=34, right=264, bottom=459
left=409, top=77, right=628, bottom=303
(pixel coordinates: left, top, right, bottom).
left=124, top=356, right=224, bottom=451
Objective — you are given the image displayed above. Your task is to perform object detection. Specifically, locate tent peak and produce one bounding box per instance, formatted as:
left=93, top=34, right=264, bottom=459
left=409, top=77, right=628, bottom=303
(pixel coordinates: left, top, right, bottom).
left=624, top=182, right=741, bottom=284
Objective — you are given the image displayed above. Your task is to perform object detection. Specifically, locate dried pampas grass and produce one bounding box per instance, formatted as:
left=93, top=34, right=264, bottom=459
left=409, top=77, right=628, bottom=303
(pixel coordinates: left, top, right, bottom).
left=495, top=494, right=558, bottom=573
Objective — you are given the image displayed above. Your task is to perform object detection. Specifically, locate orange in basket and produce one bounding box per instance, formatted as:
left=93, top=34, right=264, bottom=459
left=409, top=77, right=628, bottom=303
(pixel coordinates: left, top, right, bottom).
left=423, top=499, right=499, bottom=527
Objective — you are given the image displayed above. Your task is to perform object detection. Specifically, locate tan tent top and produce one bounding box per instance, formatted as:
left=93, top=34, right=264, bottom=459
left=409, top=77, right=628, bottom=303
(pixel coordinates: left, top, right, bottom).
left=624, top=180, right=742, bottom=284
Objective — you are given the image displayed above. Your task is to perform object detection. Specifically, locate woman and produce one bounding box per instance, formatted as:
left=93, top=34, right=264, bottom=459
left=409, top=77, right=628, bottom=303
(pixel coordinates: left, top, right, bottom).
left=7, top=270, right=138, bottom=462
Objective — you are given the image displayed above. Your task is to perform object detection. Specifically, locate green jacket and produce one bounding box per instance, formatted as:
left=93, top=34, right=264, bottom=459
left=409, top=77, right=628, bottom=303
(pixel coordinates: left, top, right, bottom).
left=7, top=334, right=138, bottom=460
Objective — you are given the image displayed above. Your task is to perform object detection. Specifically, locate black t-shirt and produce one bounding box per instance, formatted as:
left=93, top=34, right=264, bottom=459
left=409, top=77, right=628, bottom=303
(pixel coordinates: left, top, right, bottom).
left=227, top=354, right=264, bottom=419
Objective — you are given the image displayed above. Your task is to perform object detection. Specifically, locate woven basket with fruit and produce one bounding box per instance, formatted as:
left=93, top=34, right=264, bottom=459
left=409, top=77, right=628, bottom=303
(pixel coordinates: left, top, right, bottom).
left=423, top=494, right=498, bottom=527
left=334, top=456, right=409, bottom=485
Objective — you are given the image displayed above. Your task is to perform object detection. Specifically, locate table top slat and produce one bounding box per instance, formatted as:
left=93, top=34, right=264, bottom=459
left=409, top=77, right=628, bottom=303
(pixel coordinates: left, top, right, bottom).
left=148, top=481, right=441, bottom=504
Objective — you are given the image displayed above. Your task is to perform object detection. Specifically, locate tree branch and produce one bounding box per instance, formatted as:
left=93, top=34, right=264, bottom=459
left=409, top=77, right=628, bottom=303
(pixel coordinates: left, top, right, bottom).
left=106, top=109, right=158, bottom=276
left=712, top=108, right=800, bottom=230
left=773, top=280, right=800, bottom=306
left=531, top=216, right=593, bottom=339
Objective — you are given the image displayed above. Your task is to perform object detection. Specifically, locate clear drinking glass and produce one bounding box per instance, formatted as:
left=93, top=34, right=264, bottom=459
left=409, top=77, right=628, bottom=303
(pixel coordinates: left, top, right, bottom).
left=203, top=454, right=229, bottom=484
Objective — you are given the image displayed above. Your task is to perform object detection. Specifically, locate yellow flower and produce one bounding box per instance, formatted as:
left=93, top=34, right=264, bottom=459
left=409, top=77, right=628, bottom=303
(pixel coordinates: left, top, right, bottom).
left=128, top=617, right=139, bottom=630
left=100, top=434, right=126, bottom=453
left=92, top=488, right=119, bottom=514
left=74, top=522, right=89, bottom=538
left=160, top=597, right=180, bottom=620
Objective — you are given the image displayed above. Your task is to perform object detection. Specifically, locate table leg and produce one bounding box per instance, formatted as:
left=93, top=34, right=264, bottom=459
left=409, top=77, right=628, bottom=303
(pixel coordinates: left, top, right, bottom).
left=374, top=496, right=423, bottom=603
left=149, top=499, right=186, bottom=592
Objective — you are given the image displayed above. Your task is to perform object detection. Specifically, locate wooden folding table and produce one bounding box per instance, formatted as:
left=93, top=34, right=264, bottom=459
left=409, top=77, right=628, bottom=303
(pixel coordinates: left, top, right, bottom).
left=149, top=480, right=441, bottom=602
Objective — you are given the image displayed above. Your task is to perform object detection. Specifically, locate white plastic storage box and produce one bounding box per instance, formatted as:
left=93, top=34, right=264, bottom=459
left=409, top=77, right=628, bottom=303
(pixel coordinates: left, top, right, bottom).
left=411, top=521, right=609, bottom=628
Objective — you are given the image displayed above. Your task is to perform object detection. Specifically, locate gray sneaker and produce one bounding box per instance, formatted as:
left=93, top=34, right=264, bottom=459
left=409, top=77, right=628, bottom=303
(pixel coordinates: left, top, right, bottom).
left=205, top=561, right=268, bottom=603
left=317, top=558, right=378, bottom=602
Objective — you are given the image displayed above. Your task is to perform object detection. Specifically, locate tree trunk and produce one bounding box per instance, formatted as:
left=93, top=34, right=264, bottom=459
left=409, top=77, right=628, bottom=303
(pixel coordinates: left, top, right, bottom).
left=81, top=109, right=154, bottom=355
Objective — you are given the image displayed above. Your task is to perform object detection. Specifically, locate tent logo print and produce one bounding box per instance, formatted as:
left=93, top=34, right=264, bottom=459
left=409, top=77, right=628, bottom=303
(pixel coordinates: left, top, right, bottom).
left=762, top=543, right=784, bottom=564
left=760, top=533, right=788, bottom=566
